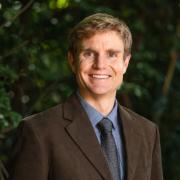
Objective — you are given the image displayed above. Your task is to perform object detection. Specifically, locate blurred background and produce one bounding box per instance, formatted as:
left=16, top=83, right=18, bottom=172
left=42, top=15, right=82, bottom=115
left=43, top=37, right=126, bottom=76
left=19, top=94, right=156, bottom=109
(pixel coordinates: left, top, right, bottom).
left=0, top=0, right=179, bottom=179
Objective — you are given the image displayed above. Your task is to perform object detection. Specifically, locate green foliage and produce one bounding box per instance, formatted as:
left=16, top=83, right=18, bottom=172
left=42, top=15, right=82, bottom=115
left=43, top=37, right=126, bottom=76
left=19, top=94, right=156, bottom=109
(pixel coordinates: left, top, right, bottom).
left=0, top=0, right=179, bottom=179
left=0, top=65, right=21, bottom=180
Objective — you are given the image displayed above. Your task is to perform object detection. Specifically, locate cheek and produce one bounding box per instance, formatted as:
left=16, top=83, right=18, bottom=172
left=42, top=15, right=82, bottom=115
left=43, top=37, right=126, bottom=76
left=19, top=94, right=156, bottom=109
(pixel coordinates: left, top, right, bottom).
left=76, top=64, right=88, bottom=81
left=111, top=62, right=125, bottom=75
left=78, top=60, right=92, bottom=73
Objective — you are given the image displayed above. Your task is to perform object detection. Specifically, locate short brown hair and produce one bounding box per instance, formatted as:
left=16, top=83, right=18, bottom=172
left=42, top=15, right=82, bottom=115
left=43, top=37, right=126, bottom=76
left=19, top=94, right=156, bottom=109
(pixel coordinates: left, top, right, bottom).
left=68, top=13, right=132, bottom=58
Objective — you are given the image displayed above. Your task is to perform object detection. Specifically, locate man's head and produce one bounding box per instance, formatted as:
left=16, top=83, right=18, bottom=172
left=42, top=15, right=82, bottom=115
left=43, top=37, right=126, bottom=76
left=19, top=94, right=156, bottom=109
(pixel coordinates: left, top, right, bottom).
left=67, top=13, right=132, bottom=99
left=68, top=13, right=132, bottom=59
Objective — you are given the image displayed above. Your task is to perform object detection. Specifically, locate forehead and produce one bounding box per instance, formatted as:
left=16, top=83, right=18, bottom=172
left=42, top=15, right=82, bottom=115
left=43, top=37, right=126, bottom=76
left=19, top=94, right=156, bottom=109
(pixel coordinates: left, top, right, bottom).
left=79, top=31, right=124, bottom=51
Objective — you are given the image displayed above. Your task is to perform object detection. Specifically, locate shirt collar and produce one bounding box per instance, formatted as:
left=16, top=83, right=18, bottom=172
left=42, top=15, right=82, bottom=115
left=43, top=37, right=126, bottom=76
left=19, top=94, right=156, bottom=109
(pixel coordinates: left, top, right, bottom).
left=76, top=91, right=119, bottom=130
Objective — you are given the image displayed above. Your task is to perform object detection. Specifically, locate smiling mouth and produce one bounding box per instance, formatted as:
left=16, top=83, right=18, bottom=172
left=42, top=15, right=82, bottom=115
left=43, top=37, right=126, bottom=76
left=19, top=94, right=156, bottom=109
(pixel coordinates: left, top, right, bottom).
left=89, top=74, right=111, bottom=79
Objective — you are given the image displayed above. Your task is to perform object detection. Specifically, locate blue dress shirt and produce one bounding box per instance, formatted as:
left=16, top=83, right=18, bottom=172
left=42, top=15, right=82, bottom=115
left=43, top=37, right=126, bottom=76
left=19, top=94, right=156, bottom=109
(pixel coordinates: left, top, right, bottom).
left=77, top=93, right=125, bottom=180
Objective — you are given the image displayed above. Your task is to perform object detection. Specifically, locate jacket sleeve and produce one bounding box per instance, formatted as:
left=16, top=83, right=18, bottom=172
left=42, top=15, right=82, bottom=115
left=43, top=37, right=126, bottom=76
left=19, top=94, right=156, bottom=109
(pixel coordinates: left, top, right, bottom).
left=150, top=126, right=164, bottom=180
left=8, top=120, right=49, bottom=180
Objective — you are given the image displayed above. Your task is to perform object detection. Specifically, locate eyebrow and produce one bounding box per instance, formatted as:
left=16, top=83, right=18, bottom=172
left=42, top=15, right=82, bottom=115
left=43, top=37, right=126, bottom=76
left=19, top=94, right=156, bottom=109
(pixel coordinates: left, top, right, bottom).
left=80, top=48, right=97, bottom=55
left=80, top=48, right=95, bottom=52
left=80, top=48, right=122, bottom=53
left=107, top=49, right=122, bottom=53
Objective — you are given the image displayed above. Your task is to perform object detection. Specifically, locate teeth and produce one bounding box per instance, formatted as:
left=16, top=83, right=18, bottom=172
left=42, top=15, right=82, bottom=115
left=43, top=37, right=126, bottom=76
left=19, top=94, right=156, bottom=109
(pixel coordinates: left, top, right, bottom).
left=91, top=74, right=109, bottom=79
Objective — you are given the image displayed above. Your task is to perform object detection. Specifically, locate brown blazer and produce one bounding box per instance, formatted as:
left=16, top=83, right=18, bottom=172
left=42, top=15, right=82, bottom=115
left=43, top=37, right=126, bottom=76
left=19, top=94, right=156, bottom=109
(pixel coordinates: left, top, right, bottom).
left=9, top=94, right=163, bottom=180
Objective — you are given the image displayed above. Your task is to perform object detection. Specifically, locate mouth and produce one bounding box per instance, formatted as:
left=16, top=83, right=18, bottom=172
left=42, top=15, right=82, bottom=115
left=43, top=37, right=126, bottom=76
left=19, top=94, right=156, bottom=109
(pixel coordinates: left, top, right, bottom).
left=89, top=74, right=111, bottom=79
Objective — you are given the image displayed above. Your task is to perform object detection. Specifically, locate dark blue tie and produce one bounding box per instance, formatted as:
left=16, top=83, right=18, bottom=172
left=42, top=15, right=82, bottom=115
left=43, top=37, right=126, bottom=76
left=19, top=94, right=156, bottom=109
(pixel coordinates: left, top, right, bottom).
left=98, top=118, right=120, bottom=180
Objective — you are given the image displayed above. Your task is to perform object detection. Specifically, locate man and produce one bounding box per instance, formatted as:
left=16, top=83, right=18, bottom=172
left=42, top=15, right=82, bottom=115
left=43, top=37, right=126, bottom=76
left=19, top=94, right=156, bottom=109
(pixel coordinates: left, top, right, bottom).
left=9, top=13, right=163, bottom=180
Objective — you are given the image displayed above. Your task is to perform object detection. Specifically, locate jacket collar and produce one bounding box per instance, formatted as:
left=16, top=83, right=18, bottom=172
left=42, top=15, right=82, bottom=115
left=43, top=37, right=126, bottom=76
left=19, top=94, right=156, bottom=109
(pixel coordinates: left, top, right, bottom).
left=63, top=94, right=112, bottom=180
left=119, top=105, right=141, bottom=180
left=63, top=94, right=141, bottom=180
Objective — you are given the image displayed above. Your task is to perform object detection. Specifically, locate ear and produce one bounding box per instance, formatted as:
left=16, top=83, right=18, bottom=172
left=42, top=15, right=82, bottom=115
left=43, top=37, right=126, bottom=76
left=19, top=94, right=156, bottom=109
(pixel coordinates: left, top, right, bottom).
left=67, top=51, right=76, bottom=73
left=123, top=54, right=131, bottom=74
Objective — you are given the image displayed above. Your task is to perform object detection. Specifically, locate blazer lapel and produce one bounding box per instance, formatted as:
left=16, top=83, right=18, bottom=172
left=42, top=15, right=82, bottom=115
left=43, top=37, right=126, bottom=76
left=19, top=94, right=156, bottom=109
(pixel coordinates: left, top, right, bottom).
left=119, top=106, right=141, bottom=180
left=63, top=94, right=112, bottom=180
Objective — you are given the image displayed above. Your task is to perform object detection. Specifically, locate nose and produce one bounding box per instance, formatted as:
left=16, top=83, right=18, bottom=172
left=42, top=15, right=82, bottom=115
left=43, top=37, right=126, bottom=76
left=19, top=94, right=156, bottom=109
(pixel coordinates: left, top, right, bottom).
left=92, top=54, right=107, bottom=69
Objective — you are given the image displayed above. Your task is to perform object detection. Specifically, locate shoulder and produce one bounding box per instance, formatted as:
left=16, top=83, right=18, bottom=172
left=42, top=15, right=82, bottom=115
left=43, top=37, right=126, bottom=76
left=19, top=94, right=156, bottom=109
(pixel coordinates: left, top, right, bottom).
left=120, top=105, right=156, bottom=126
left=18, top=93, right=80, bottom=138
left=119, top=105, right=161, bottom=156
left=16, top=104, right=64, bottom=141
left=23, top=103, right=63, bottom=126
left=119, top=105, right=158, bottom=138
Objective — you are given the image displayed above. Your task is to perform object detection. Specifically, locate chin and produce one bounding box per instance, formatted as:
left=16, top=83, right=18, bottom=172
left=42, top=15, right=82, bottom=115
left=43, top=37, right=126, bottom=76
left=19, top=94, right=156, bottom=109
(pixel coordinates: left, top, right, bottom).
left=89, top=89, right=114, bottom=96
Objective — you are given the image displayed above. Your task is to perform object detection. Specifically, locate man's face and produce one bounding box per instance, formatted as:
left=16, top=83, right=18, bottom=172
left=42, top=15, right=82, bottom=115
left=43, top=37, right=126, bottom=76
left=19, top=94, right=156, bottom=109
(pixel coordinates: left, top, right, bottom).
left=68, top=31, right=130, bottom=99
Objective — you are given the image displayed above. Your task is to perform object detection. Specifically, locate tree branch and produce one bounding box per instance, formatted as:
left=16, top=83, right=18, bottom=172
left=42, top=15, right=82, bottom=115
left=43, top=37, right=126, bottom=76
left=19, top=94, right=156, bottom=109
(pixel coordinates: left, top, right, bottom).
left=0, top=160, right=8, bottom=180
left=0, top=0, right=34, bottom=29
left=0, top=40, right=29, bottom=60
left=162, top=50, right=177, bottom=96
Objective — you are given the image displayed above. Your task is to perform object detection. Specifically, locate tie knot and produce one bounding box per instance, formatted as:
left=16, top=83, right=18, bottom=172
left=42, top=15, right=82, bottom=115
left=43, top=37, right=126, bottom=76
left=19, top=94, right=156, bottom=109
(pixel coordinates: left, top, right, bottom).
left=98, top=118, right=113, bottom=133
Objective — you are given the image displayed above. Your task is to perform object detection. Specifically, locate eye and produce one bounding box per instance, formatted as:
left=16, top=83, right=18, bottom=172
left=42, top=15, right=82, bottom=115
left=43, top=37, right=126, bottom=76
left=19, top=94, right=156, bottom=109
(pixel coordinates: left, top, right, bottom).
left=108, top=51, right=118, bottom=58
left=83, top=50, right=95, bottom=59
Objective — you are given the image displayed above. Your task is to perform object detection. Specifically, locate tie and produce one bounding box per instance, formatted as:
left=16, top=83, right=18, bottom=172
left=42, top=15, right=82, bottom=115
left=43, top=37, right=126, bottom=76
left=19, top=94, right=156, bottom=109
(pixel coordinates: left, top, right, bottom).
left=98, top=118, right=120, bottom=180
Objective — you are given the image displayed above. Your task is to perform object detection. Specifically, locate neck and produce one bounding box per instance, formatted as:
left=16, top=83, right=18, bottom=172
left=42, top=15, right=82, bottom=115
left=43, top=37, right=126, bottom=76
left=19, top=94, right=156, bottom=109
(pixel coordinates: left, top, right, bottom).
left=79, top=91, right=116, bottom=116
